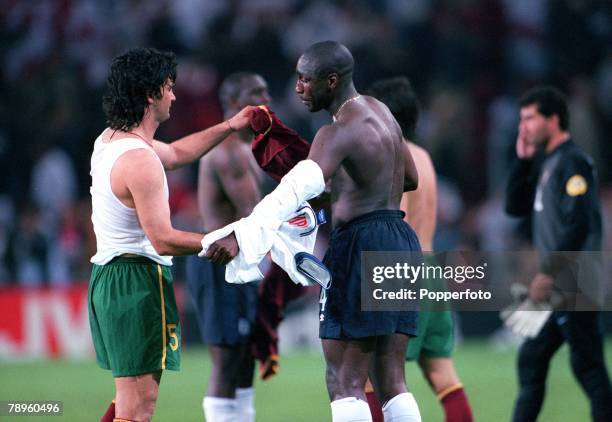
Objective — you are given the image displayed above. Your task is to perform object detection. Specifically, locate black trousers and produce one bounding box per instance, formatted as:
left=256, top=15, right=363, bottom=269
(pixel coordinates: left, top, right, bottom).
left=512, top=311, right=612, bottom=422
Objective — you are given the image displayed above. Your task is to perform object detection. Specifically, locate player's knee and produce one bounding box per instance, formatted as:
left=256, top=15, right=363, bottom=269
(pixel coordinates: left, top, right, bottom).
left=141, top=389, right=159, bottom=411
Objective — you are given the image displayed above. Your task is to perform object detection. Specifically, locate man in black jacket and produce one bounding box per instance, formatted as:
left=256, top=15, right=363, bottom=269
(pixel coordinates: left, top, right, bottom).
left=505, top=86, right=612, bottom=422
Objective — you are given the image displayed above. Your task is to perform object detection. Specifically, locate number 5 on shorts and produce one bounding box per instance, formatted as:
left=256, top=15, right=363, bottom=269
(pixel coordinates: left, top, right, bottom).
left=167, top=324, right=179, bottom=351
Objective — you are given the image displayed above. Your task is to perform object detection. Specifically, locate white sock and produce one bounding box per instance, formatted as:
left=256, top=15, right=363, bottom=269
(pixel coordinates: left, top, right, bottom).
left=330, top=397, right=372, bottom=422
left=382, top=392, right=421, bottom=422
left=235, top=388, right=255, bottom=422
left=202, top=396, right=237, bottom=422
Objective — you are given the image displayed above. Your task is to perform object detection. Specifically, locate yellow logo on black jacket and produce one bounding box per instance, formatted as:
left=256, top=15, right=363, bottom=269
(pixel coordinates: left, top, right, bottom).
left=566, top=174, right=588, bottom=196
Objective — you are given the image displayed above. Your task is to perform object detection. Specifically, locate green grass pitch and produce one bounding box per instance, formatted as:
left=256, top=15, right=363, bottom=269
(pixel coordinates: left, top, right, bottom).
left=1, top=340, right=610, bottom=421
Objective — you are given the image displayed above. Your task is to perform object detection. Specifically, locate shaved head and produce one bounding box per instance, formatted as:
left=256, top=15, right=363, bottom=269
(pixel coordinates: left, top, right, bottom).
left=218, top=71, right=270, bottom=119
left=295, top=41, right=357, bottom=113
left=219, top=72, right=261, bottom=109
left=299, top=41, right=354, bottom=80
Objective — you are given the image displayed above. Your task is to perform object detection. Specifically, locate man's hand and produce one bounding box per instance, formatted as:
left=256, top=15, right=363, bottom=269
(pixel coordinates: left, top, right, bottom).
left=227, top=105, right=259, bottom=132
left=205, top=232, right=239, bottom=265
left=516, top=131, right=536, bottom=159
left=529, top=272, right=554, bottom=303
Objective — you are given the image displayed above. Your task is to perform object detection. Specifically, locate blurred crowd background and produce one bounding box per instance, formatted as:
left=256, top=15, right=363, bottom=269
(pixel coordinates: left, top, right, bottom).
left=0, top=0, right=611, bottom=291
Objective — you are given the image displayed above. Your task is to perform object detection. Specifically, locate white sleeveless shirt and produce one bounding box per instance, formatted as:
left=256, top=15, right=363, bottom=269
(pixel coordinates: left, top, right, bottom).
left=89, top=131, right=172, bottom=266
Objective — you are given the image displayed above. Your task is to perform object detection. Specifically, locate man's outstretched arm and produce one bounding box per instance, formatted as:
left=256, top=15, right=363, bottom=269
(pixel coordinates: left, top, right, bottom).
left=205, top=124, right=347, bottom=265
left=153, top=106, right=258, bottom=170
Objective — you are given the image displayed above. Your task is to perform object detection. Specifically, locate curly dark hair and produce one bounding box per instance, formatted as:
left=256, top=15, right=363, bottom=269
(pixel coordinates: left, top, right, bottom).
left=102, top=47, right=177, bottom=131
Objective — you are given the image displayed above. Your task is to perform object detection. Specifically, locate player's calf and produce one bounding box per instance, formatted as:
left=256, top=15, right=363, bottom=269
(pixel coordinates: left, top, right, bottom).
left=114, top=373, right=160, bottom=422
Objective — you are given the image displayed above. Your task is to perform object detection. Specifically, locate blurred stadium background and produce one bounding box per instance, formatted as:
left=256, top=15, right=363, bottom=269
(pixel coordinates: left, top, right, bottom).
left=1, top=1, right=611, bottom=421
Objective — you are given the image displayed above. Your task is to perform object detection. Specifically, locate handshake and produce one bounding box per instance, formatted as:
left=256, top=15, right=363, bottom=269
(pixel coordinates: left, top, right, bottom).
left=200, top=204, right=330, bottom=289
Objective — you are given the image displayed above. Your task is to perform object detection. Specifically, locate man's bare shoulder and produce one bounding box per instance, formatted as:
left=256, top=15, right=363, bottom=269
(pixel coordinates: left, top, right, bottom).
left=408, top=141, right=435, bottom=173
left=362, top=95, right=384, bottom=110
left=314, top=122, right=343, bottom=144
left=357, top=96, right=401, bottom=134
left=407, top=142, right=431, bottom=163
left=116, top=146, right=159, bottom=163
left=115, top=148, right=164, bottom=183
left=363, top=95, right=394, bottom=119
left=113, top=148, right=163, bottom=172
left=330, top=104, right=378, bottom=138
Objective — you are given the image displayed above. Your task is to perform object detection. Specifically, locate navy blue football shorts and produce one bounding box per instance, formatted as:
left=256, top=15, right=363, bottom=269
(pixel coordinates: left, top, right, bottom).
left=186, top=256, right=258, bottom=346
left=319, top=210, right=421, bottom=339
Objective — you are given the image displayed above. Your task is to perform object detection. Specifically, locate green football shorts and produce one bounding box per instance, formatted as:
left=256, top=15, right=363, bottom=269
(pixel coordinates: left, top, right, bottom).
left=406, top=255, right=454, bottom=361
left=88, top=256, right=181, bottom=377
left=406, top=309, right=454, bottom=361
